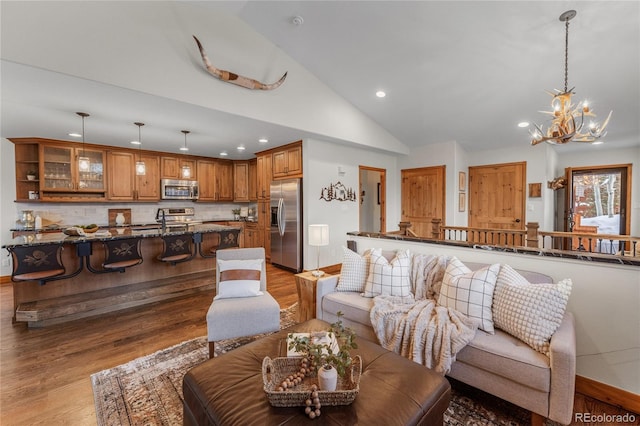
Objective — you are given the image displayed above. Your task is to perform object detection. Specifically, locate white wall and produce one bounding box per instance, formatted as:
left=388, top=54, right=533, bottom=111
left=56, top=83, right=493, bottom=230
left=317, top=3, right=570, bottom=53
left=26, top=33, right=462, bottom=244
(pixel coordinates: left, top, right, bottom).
left=302, top=138, right=398, bottom=270
left=351, top=235, right=640, bottom=395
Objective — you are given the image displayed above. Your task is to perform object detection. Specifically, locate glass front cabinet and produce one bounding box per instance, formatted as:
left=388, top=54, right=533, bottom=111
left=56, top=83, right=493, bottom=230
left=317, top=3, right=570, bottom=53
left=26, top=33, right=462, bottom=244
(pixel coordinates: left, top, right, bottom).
left=40, top=144, right=106, bottom=200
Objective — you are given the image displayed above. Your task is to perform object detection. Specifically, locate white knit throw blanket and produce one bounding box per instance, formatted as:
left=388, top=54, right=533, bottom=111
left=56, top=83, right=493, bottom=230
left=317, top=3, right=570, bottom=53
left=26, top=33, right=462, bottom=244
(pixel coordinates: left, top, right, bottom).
left=371, top=296, right=477, bottom=374
left=370, top=254, right=478, bottom=375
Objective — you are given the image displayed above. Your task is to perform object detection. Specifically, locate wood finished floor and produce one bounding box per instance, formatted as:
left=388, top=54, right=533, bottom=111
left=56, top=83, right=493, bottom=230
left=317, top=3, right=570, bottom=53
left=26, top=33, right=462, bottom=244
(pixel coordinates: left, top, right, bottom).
left=0, top=264, right=635, bottom=425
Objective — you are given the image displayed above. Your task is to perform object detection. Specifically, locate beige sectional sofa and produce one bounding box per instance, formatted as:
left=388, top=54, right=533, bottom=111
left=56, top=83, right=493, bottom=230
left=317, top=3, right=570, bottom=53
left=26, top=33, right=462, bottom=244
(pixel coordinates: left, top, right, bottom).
left=316, top=252, right=576, bottom=425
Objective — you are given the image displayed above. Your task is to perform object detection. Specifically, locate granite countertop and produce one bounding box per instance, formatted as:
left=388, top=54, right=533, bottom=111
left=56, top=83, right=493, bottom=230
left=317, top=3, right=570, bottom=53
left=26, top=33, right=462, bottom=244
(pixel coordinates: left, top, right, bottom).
left=3, top=223, right=241, bottom=249
left=347, top=231, right=640, bottom=267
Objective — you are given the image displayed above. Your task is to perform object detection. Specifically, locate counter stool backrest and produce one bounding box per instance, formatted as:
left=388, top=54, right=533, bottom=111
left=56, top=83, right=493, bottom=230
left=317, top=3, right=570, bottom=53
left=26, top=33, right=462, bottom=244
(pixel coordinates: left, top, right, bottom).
left=102, top=238, right=143, bottom=271
left=10, top=243, right=66, bottom=285
left=157, top=234, right=194, bottom=265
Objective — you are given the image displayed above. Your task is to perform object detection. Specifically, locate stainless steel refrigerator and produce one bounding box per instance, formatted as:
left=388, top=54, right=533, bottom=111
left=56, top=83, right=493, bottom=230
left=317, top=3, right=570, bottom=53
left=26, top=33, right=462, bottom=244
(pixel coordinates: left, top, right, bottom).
left=270, top=178, right=302, bottom=272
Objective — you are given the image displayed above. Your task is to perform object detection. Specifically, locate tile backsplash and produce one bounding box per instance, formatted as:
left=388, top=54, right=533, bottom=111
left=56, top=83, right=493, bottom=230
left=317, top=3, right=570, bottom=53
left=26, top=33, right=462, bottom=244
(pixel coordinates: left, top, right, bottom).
left=12, top=201, right=258, bottom=227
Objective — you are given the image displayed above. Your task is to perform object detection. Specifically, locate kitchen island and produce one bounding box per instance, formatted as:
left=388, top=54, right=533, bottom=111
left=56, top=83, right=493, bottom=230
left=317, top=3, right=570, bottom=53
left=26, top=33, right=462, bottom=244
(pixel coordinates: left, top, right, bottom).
left=3, top=223, right=241, bottom=327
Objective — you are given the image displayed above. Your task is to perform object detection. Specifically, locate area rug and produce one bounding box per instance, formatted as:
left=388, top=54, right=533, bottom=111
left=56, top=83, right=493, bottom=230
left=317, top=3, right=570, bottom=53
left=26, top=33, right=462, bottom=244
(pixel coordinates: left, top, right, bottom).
left=92, top=304, right=536, bottom=425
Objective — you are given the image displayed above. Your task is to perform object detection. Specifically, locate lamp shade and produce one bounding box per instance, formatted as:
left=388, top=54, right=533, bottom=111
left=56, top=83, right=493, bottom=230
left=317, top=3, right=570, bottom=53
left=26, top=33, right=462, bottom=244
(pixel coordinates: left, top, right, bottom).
left=309, top=224, right=329, bottom=246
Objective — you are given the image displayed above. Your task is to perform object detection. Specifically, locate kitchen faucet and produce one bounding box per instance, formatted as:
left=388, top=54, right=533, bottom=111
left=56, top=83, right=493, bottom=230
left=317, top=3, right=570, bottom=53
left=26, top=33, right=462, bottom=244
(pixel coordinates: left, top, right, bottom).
left=156, top=208, right=167, bottom=233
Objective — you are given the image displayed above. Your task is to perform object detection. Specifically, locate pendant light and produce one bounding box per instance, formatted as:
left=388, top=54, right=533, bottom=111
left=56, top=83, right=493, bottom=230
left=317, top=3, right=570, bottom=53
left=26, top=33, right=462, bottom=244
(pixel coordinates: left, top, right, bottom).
left=134, top=122, right=146, bottom=176
left=76, top=112, right=91, bottom=172
left=180, top=130, right=191, bottom=179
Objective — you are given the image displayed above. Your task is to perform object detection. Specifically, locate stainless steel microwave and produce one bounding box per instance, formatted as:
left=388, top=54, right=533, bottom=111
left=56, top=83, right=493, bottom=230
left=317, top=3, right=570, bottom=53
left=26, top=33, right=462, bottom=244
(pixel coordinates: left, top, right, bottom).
left=161, top=179, right=199, bottom=200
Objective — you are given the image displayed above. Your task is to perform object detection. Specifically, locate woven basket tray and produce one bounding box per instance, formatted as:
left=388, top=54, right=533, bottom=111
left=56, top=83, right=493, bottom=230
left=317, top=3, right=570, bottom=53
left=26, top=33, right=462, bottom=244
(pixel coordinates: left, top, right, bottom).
left=262, top=355, right=362, bottom=407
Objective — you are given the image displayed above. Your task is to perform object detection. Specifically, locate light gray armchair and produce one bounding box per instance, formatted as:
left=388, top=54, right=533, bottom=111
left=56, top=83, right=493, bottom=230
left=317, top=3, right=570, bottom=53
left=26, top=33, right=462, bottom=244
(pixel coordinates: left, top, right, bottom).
left=206, top=247, right=280, bottom=358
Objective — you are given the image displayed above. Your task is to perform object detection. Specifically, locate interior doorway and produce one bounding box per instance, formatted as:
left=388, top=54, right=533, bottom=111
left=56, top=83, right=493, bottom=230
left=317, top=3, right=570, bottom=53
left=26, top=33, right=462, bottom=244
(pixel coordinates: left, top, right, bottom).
left=359, top=166, right=386, bottom=233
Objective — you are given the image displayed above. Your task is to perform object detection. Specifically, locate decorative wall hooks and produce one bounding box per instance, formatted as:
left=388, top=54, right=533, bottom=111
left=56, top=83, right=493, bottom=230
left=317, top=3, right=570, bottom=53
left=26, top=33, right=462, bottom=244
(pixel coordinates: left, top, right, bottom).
left=193, top=36, right=287, bottom=90
left=320, top=181, right=356, bottom=202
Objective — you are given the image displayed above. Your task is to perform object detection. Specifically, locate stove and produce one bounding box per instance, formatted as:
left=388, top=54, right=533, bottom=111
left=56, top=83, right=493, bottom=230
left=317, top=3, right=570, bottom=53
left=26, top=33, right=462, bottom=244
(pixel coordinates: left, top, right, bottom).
left=155, top=207, right=202, bottom=227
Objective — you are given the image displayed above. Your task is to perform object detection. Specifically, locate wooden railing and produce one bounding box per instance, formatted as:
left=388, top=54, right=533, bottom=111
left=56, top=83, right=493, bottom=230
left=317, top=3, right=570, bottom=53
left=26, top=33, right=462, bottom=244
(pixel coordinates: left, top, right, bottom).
left=393, top=219, right=639, bottom=257
left=538, top=230, right=640, bottom=257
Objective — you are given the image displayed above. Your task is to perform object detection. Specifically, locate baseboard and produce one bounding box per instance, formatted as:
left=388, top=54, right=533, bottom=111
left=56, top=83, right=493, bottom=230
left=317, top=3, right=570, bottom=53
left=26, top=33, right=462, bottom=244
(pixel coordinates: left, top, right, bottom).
left=0, top=275, right=11, bottom=285
left=576, top=375, right=640, bottom=414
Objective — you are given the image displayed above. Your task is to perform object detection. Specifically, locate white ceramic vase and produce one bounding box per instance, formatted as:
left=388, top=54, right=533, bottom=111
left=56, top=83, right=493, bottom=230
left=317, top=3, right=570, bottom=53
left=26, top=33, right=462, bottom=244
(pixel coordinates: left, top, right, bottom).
left=317, top=365, right=337, bottom=391
left=115, top=212, right=125, bottom=226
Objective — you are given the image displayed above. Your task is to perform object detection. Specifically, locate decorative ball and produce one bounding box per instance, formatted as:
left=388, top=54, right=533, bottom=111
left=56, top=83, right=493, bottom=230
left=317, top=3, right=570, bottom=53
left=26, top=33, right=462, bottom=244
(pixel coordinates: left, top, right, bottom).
left=309, top=411, right=316, bottom=419
left=305, top=399, right=312, bottom=406
left=305, top=407, right=312, bottom=415
left=315, top=408, right=321, bottom=417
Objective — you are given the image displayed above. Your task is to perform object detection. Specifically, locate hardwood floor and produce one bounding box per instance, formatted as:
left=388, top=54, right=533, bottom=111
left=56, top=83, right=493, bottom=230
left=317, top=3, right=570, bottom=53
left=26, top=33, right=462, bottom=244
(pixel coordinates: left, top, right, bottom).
left=0, top=263, right=636, bottom=425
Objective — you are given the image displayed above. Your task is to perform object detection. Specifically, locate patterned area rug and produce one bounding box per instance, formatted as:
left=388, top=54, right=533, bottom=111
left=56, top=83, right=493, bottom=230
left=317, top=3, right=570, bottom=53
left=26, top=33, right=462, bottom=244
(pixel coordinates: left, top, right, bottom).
left=92, top=304, right=535, bottom=425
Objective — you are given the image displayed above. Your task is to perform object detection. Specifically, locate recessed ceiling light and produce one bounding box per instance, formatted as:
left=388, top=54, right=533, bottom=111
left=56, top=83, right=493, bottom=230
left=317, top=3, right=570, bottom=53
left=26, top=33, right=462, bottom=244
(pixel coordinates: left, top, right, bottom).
left=220, top=151, right=228, bottom=156
left=518, top=122, right=530, bottom=128
left=179, top=146, right=189, bottom=152
left=258, top=138, right=268, bottom=143
left=130, top=140, right=141, bottom=145
left=69, top=132, right=82, bottom=138
left=375, top=90, right=386, bottom=98
left=591, top=141, right=604, bottom=145
left=237, top=145, right=246, bottom=151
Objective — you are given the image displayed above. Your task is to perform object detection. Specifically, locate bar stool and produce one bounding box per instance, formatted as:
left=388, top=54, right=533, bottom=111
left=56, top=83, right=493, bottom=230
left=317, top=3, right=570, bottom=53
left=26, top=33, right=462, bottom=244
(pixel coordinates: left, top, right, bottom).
left=8, top=243, right=66, bottom=286
left=157, top=234, right=194, bottom=265
left=101, top=238, right=143, bottom=273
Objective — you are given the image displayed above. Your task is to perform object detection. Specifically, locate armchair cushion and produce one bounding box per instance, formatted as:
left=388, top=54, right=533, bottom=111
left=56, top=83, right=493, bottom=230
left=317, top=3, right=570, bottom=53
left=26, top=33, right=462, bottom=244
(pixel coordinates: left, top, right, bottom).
left=214, top=258, right=264, bottom=300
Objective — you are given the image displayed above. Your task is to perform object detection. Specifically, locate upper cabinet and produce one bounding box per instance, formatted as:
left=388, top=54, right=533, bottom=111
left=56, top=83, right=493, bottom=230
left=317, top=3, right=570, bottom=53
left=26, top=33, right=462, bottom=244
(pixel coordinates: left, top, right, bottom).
left=256, top=153, right=272, bottom=200
left=161, top=156, right=197, bottom=180
left=107, top=150, right=160, bottom=201
left=272, top=142, right=302, bottom=179
left=40, top=143, right=106, bottom=200
left=14, top=142, right=40, bottom=201
left=234, top=161, right=250, bottom=202
left=198, top=159, right=233, bottom=202
left=248, top=159, right=258, bottom=201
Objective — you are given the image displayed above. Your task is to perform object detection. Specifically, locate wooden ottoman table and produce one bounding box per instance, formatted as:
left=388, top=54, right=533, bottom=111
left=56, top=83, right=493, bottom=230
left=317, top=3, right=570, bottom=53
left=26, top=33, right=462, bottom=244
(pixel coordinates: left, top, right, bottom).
left=183, top=319, right=451, bottom=425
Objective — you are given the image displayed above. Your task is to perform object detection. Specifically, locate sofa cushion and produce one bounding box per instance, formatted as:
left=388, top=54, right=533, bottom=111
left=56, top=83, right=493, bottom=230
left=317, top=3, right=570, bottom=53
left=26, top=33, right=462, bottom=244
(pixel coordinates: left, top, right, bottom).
left=493, top=264, right=572, bottom=355
left=336, top=247, right=370, bottom=292
left=322, top=291, right=375, bottom=327
left=438, top=258, right=499, bottom=333
left=363, top=249, right=412, bottom=297
left=455, top=329, right=551, bottom=393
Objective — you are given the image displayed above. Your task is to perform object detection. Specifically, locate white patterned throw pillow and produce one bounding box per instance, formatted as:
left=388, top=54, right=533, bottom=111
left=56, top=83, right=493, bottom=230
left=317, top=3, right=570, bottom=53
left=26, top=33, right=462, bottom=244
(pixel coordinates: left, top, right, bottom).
left=493, top=264, right=572, bottom=355
left=363, top=249, right=412, bottom=297
left=437, top=257, right=499, bottom=333
left=336, top=247, right=370, bottom=292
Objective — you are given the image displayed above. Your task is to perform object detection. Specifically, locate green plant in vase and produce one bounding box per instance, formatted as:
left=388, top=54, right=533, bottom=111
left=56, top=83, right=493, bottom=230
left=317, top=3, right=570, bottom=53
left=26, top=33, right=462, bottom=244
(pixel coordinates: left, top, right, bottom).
left=232, top=208, right=241, bottom=220
left=288, top=312, right=358, bottom=381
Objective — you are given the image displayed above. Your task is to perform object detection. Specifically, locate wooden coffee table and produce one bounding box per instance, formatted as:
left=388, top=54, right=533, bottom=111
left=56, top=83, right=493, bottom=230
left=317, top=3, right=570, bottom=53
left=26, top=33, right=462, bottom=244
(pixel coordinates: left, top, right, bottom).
left=183, top=319, right=451, bottom=425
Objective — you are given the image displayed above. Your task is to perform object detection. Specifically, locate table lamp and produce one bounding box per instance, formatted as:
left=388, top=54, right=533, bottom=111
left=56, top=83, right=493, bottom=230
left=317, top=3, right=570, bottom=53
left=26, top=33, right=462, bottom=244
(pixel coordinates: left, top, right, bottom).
left=309, top=224, right=329, bottom=277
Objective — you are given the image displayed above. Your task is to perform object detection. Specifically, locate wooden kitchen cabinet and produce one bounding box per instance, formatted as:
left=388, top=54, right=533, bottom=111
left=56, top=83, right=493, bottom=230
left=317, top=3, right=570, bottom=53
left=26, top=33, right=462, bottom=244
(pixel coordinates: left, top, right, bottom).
left=39, top=143, right=106, bottom=200
left=107, top=150, right=160, bottom=201
left=161, top=155, right=197, bottom=180
left=248, top=158, right=257, bottom=201
left=256, top=153, right=272, bottom=200
left=14, top=142, right=40, bottom=201
left=197, top=159, right=233, bottom=201
left=272, top=142, right=302, bottom=179
left=234, top=161, right=250, bottom=202
left=258, top=200, right=271, bottom=259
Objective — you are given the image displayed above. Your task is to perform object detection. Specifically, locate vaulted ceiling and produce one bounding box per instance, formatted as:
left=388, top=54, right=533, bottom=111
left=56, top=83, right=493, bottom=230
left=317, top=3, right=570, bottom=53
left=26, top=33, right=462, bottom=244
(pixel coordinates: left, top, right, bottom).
left=2, top=1, right=638, bottom=159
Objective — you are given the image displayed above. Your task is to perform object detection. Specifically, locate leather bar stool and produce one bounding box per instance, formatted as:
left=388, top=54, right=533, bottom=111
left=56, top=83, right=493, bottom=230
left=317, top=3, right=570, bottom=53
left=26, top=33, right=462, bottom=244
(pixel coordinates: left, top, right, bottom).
left=8, top=243, right=66, bottom=285
left=101, top=238, right=143, bottom=272
left=157, top=234, right=194, bottom=265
